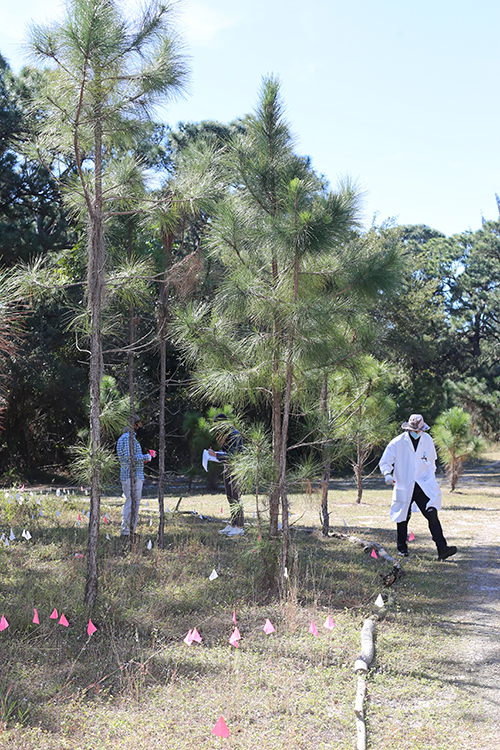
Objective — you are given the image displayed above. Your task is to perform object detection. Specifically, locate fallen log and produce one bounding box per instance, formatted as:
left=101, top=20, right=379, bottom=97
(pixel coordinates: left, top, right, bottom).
left=329, top=530, right=396, bottom=565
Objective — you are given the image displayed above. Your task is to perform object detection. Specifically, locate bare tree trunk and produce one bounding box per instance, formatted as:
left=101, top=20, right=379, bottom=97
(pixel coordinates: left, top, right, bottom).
left=84, top=120, right=104, bottom=607
left=278, top=250, right=300, bottom=583
left=157, top=282, right=167, bottom=548
left=128, top=300, right=138, bottom=546
left=279, top=364, right=292, bottom=584
left=157, top=231, right=173, bottom=548
left=269, top=256, right=281, bottom=539
left=355, top=462, right=363, bottom=504
left=269, top=385, right=281, bottom=538
left=320, top=375, right=330, bottom=536
left=354, top=418, right=364, bottom=504
left=355, top=441, right=370, bottom=504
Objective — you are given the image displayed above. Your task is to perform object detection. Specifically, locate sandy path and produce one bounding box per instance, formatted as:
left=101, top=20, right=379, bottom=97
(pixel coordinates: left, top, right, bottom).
left=444, top=462, right=500, bottom=728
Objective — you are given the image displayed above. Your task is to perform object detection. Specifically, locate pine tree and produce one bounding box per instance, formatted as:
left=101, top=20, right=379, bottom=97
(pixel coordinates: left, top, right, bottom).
left=172, top=77, right=400, bottom=581
left=28, top=0, right=187, bottom=604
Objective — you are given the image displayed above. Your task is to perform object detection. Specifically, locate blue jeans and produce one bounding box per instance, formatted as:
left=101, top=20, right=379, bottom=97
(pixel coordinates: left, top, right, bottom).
left=120, top=477, right=143, bottom=534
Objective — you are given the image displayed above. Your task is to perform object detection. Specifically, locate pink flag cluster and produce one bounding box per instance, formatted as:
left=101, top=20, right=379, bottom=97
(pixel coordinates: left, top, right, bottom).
left=201, top=611, right=335, bottom=740
left=183, top=627, right=202, bottom=645
left=1, top=600, right=338, bottom=741
left=0, top=607, right=97, bottom=636
left=181, top=610, right=335, bottom=652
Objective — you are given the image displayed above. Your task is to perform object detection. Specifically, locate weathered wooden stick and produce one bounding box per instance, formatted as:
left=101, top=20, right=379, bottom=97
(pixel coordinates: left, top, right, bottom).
left=353, top=619, right=376, bottom=750
left=355, top=710, right=366, bottom=750
left=359, top=618, right=376, bottom=666
left=354, top=675, right=366, bottom=716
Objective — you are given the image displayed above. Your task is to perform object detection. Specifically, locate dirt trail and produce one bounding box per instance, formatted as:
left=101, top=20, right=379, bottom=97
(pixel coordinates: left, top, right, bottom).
left=445, top=461, right=500, bottom=727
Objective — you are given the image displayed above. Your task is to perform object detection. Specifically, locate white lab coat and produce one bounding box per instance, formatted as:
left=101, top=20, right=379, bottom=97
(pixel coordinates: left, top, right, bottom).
left=379, top=431, right=442, bottom=523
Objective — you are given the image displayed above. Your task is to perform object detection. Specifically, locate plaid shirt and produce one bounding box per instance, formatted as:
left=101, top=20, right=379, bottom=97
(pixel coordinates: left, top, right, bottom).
left=116, top=429, right=150, bottom=482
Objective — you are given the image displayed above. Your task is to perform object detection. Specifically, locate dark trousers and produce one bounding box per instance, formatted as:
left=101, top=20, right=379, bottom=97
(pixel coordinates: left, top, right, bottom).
left=223, top=468, right=244, bottom=527
left=397, top=482, right=447, bottom=553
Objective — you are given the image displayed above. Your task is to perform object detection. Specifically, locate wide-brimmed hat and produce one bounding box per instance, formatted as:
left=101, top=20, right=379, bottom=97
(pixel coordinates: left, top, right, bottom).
left=401, top=413, right=430, bottom=431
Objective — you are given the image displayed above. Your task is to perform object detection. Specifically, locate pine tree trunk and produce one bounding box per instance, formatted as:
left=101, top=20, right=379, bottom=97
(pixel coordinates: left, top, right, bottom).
left=128, top=302, right=138, bottom=545
left=127, top=221, right=138, bottom=546
left=278, top=250, right=300, bottom=582
left=320, top=375, right=330, bottom=536
left=270, top=385, right=281, bottom=538
left=355, top=463, right=363, bottom=504
left=269, top=256, right=281, bottom=539
left=157, top=284, right=167, bottom=548
left=157, top=231, right=173, bottom=548
left=279, top=362, right=292, bottom=583
left=84, top=120, right=104, bottom=607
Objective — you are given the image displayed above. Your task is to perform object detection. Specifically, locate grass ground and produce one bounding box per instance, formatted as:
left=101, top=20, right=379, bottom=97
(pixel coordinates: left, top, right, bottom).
left=0, top=454, right=499, bottom=749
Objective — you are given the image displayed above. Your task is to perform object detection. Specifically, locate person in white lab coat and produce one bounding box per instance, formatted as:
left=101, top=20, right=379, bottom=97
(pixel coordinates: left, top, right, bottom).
left=379, top=414, right=457, bottom=561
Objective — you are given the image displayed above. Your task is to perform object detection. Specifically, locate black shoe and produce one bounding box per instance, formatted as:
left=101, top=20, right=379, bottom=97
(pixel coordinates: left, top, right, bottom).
left=397, top=549, right=409, bottom=557
left=438, top=545, right=457, bottom=561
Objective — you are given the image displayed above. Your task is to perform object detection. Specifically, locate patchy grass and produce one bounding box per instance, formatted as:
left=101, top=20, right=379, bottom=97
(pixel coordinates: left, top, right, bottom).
left=0, top=454, right=499, bottom=749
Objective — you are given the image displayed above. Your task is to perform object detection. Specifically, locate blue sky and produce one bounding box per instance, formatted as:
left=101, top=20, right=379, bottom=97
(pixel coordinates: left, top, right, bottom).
left=2, top=0, right=499, bottom=236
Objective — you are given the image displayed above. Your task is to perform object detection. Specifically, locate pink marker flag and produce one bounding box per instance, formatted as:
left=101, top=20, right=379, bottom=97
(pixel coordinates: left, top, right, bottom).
left=59, top=613, right=69, bottom=627
left=149, top=449, right=156, bottom=458
left=104, top=516, right=109, bottom=524
left=184, top=629, right=194, bottom=645
left=78, top=514, right=82, bottom=522
left=49, top=608, right=58, bottom=620
left=0, top=615, right=8, bottom=631
left=409, top=531, right=415, bottom=541
left=371, top=549, right=378, bottom=559
left=212, top=716, right=230, bottom=738
left=221, top=507, right=224, bottom=514
left=33, top=608, right=39, bottom=625
left=323, top=615, right=335, bottom=630
left=263, top=618, right=275, bottom=634
left=309, top=620, right=319, bottom=637
left=87, top=618, right=97, bottom=636
left=232, top=609, right=237, bottom=625
left=80, top=487, right=84, bottom=492
left=21, top=484, right=25, bottom=491
left=191, top=628, right=202, bottom=643
left=229, top=627, right=241, bottom=647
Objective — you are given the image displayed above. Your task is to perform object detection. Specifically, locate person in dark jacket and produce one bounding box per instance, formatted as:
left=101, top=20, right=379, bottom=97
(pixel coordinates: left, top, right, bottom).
left=209, top=414, right=244, bottom=530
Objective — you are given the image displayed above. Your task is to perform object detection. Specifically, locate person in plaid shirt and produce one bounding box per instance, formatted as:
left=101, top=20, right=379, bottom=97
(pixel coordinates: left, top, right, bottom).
left=116, top=415, right=151, bottom=535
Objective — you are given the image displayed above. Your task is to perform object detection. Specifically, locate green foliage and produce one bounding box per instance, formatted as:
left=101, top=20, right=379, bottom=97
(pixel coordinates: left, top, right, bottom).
left=181, top=409, right=216, bottom=488
left=68, top=440, right=118, bottom=486
left=70, top=375, right=128, bottom=484
left=328, top=358, right=396, bottom=501
left=445, top=376, right=500, bottom=439
left=368, top=223, right=453, bottom=425
left=0, top=57, right=75, bottom=267
left=27, top=0, right=189, bottom=223
left=432, top=406, right=484, bottom=491
left=426, top=220, right=500, bottom=367
left=0, top=685, right=30, bottom=728
left=96, top=375, right=130, bottom=440
left=231, top=423, right=274, bottom=496
left=172, top=76, right=402, bottom=544
left=0, top=276, right=88, bottom=479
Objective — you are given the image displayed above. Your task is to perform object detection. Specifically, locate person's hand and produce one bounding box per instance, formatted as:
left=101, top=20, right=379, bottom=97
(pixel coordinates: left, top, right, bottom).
left=208, top=448, right=217, bottom=457
left=384, top=474, right=394, bottom=486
